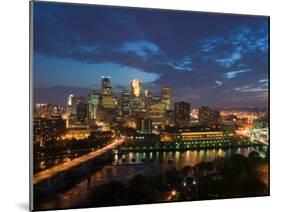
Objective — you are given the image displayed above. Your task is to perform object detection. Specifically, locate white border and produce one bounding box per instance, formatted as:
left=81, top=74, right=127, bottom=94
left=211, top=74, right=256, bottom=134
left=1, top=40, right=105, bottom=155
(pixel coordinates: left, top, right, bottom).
left=1, top=0, right=280, bottom=212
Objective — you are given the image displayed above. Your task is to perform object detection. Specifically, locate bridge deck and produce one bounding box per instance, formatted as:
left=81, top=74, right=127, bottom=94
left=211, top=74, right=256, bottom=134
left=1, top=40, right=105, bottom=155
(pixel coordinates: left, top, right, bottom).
left=33, top=139, right=124, bottom=184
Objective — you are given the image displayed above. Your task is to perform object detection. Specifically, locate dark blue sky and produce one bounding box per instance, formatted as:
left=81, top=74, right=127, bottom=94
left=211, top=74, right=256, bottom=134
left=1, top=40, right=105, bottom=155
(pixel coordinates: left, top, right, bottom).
left=33, top=1, right=269, bottom=107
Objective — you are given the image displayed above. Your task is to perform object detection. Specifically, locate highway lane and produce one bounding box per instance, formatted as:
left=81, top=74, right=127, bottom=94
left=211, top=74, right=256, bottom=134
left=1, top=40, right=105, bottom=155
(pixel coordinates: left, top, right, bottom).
left=33, top=138, right=124, bottom=184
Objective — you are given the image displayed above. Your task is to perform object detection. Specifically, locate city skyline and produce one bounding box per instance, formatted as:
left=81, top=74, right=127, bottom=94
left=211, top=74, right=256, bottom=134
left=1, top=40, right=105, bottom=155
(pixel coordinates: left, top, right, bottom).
left=33, top=2, right=269, bottom=107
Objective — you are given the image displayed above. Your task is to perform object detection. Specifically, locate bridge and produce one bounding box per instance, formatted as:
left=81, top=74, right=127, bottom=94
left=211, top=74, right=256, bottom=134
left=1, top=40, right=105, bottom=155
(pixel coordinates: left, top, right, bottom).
left=33, top=138, right=124, bottom=185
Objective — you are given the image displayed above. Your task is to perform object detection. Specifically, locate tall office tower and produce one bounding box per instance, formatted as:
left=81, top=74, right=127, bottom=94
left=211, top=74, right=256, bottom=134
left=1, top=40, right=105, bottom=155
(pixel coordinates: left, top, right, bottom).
left=121, top=89, right=131, bottom=117
left=100, top=76, right=116, bottom=109
left=198, top=106, right=220, bottom=126
left=130, top=79, right=145, bottom=113
left=161, top=85, right=172, bottom=110
left=88, top=91, right=100, bottom=120
left=147, top=101, right=166, bottom=130
left=131, top=97, right=145, bottom=114
left=67, top=94, right=74, bottom=107
left=174, top=101, right=191, bottom=128
left=101, top=76, right=112, bottom=96
left=101, top=95, right=116, bottom=109
left=76, top=102, right=88, bottom=125
left=166, top=110, right=174, bottom=126
left=67, top=94, right=74, bottom=116
left=69, top=96, right=86, bottom=115
left=144, top=89, right=152, bottom=116
left=131, top=79, right=142, bottom=97
left=144, top=89, right=152, bottom=98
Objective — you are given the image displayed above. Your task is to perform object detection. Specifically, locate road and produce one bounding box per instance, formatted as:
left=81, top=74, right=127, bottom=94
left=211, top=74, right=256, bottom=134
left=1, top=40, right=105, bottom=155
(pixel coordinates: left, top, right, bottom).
left=33, top=138, right=124, bottom=184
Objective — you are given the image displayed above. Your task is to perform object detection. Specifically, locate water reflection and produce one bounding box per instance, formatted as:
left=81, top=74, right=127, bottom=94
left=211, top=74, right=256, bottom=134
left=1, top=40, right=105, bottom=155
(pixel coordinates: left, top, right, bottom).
left=35, top=147, right=257, bottom=174
left=113, top=147, right=255, bottom=170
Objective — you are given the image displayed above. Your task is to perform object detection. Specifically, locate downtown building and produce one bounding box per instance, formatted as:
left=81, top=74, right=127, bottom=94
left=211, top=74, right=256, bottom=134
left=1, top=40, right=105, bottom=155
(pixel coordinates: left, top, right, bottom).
left=33, top=117, right=66, bottom=147
left=161, top=85, right=172, bottom=111
left=88, top=90, right=100, bottom=120
left=130, top=79, right=145, bottom=114
left=66, top=94, right=88, bottom=127
left=101, top=76, right=116, bottom=109
left=198, top=106, right=220, bottom=127
left=34, top=103, right=64, bottom=118
left=121, top=89, right=131, bottom=117
left=174, top=101, right=191, bottom=128
left=161, top=126, right=231, bottom=143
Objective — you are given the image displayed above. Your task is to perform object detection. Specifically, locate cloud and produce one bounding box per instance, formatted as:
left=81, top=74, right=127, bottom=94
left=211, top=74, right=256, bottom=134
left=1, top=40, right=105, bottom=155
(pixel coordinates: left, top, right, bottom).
left=259, top=79, right=268, bottom=84
left=168, top=56, right=192, bottom=71
left=224, top=69, right=251, bottom=79
left=201, top=25, right=268, bottom=68
left=215, top=47, right=242, bottom=68
left=233, top=83, right=268, bottom=92
left=201, top=37, right=224, bottom=53
left=119, top=40, right=160, bottom=57
left=215, top=80, right=222, bottom=86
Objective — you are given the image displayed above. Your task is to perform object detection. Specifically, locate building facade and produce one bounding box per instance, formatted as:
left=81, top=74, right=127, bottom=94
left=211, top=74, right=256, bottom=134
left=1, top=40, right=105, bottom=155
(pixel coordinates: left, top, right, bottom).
left=174, top=101, right=191, bottom=128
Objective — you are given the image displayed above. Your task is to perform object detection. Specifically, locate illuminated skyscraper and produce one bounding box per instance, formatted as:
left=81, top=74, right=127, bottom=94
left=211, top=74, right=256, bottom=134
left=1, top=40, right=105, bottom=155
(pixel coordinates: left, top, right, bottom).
left=174, top=101, right=190, bottom=128
left=101, top=76, right=116, bottom=109
left=68, top=96, right=86, bottom=115
left=101, top=76, right=112, bottom=96
left=101, top=95, right=116, bottom=109
left=144, top=89, right=151, bottom=98
left=67, top=94, right=74, bottom=107
left=88, top=91, right=100, bottom=119
left=130, top=79, right=145, bottom=113
left=161, top=85, right=172, bottom=110
left=131, top=79, right=141, bottom=97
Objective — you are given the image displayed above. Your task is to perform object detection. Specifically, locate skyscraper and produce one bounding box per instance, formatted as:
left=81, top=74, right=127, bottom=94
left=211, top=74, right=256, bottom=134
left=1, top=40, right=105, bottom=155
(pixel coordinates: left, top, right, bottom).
left=88, top=90, right=100, bottom=120
left=101, top=76, right=112, bottom=96
left=68, top=96, right=86, bottom=115
left=174, top=101, right=190, bottom=128
left=144, top=89, right=151, bottom=98
left=130, top=79, right=144, bottom=113
left=101, top=76, right=116, bottom=109
left=147, top=101, right=166, bottom=130
left=121, top=89, right=131, bottom=117
left=131, top=79, right=141, bottom=97
left=161, top=85, right=172, bottom=110
left=76, top=102, right=88, bottom=125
